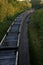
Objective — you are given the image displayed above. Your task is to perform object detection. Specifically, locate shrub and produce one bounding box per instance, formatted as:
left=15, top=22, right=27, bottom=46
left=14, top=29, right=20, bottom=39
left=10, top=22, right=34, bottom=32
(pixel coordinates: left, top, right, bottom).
left=28, top=8, right=43, bottom=65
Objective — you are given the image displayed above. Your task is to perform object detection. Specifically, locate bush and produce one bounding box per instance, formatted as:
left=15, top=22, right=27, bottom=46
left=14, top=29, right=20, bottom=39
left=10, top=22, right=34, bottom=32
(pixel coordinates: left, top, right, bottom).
left=28, top=8, right=43, bottom=65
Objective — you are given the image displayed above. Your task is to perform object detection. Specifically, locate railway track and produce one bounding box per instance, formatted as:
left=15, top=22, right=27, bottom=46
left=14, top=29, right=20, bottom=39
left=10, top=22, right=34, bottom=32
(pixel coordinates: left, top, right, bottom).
left=0, top=9, right=35, bottom=65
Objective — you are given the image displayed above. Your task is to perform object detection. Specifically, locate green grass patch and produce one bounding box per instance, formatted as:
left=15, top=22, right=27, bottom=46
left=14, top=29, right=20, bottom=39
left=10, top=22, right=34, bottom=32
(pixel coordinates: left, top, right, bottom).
left=28, top=8, right=43, bottom=65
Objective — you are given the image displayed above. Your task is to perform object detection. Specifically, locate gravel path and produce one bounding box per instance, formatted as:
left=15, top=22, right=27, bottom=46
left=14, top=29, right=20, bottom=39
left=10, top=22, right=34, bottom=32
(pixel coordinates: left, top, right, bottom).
left=19, top=13, right=30, bottom=65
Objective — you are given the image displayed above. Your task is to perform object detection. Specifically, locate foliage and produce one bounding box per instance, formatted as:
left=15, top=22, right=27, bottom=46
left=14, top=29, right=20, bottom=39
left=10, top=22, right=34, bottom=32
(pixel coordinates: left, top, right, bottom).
left=28, top=8, right=43, bottom=65
left=0, top=0, right=31, bottom=22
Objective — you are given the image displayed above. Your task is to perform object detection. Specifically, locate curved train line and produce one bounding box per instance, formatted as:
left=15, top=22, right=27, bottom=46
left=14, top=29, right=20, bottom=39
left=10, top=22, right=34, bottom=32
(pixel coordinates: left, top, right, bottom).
left=0, top=9, right=34, bottom=65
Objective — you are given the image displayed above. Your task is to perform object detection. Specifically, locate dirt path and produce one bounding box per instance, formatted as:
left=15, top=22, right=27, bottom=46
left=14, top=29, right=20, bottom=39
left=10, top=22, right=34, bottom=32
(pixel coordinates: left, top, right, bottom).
left=19, top=14, right=30, bottom=65
left=19, top=9, right=35, bottom=65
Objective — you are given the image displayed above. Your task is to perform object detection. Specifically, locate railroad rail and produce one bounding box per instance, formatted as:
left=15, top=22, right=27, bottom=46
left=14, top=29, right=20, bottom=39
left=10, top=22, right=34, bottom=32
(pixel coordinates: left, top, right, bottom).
left=0, top=9, right=35, bottom=65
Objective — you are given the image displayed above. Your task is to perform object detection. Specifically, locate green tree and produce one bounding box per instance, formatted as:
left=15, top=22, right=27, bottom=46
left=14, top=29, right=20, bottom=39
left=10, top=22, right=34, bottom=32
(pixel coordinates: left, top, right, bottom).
left=25, top=0, right=32, bottom=7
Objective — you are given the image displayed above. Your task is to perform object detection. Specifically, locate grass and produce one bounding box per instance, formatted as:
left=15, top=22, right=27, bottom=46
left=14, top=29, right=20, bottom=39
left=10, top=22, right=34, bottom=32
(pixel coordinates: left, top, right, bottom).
left=28, top=8, right=43, bottom=65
